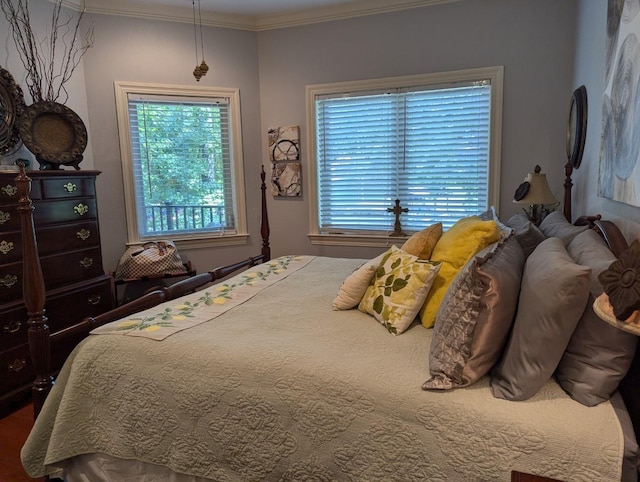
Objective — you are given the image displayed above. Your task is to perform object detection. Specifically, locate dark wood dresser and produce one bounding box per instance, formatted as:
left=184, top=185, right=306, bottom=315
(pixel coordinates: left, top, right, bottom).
left=0, top=170, right=114, bottom=417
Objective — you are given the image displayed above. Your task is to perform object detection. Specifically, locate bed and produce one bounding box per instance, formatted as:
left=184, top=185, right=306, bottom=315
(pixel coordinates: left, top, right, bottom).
left=16, top=165, right=640, bottom=481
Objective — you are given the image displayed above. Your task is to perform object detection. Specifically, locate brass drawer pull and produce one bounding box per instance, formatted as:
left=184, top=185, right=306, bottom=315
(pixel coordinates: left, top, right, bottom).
left=0, top=240, right=14, bottom=255
left=1, top=184, right=17, bottom=197
left=76, top=228, right=91, bottom=241
left=88, top=294, right=102, bottom=305
left=0, top=274, right=18, bottom=288
left=3, top=320, right=22, bottom=334
left=80, top=257, right=94, bottom=268
left=74, top=203, right=89, bottom=216
left=63, top=182, right=77, bottom=193
left=0, top=211, right=10, bottom=224
left=8, top=358, right=26, bottom=373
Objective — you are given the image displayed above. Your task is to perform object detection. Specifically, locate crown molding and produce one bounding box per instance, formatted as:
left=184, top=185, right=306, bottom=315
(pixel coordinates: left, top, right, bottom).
left=58, top=0, right=461, bottom=31
left=253, top=0, right=460, bottom=31
left=58, top=0, right=256, bottom=30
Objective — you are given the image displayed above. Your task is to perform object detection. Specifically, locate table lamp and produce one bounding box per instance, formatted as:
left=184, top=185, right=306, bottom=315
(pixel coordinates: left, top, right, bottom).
left=513, top=165, right=558, bottom=225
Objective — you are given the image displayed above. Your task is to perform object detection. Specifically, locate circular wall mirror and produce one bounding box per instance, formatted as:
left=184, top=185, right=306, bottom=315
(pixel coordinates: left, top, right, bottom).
left=566, top=85, right=588, bottom=169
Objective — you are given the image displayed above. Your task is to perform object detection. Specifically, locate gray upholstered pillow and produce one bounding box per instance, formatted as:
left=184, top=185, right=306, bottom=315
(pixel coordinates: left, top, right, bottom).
left=505, top=213, right=545, bottom=258
left=424, top=237, right=525, bottom=390
left=490, top=237, right=591, bottom=401
left=539, top=211, right=588, bottom=245
left=555, top=229, right=638, bottom=406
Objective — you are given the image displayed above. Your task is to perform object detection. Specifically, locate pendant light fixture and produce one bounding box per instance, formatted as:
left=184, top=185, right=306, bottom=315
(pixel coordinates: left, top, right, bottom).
left=192, top=0, right=208, bottom=81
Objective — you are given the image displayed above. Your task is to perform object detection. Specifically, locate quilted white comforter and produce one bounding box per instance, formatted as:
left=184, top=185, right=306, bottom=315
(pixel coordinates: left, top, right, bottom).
left=21, top=257, right=624, bottom=481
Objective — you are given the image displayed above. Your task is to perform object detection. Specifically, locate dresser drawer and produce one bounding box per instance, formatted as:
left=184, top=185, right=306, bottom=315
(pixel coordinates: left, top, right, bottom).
left=46, top=278, right=114, bottom=333
left=40, top=177, right=96, bottom=199
left=0, top=276, right=113, bottom=350
left=0, top=263, right=20, bottom=302
left=41, top=247, right=105, bottom=289
left=38, top=220, right=100, bottom=253
left=0, top=233, right=18, bottom=264
left=0, top=343, right=34, bottom=395
left=0, top=197, right=97, bottom=230
left=0, top=304, right=27, bottom=349
left=33, top=198, right=97, bottom=225
left=0, top=247, right=105, bottom=302
left=0, top=176, right=41, bottom=202
left=0, top=204, right=19, bottom=230
left=0, top=221, right=100, bottom=265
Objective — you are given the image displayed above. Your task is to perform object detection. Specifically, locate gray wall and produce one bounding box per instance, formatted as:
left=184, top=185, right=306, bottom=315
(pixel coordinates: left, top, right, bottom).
left=258, top=0, right=578, bottom=258
left=3, top=0, right=587, bottom=272
left=0, top=0, right=93, bottom=169
left=80, top=14, right=262, bottom=272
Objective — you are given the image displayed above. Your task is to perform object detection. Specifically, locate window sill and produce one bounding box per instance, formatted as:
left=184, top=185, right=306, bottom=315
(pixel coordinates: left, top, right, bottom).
left=308, top=233, right=409, bottom=248
left=135, top=234, right=249, bottom=251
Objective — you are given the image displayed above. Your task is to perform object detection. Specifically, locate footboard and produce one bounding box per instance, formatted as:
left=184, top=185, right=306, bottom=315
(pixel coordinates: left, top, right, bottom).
left=20, top=165, right=272, bottom=418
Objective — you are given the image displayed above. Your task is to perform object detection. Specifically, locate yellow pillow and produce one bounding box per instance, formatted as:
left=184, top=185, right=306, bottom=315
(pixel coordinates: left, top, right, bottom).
left=358, top=245, right=441, bottom=335
left=401, top=223, right=443, bottom=259
left=419, top=216, right=500, bottom=328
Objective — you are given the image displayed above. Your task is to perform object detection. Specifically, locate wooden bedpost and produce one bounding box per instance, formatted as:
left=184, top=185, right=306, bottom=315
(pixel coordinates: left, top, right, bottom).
left=563, top=160, right=573, bottom=222
left=16, top=165, right=52, bottom=419
left=260, top=165, right=271, bottom=262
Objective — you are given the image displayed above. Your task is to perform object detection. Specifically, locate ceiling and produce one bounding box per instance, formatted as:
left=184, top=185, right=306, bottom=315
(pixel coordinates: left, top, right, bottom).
left=60, top=0, right=458, bottom=31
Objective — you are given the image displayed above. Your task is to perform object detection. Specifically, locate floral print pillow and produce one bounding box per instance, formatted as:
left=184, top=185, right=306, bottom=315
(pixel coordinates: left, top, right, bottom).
left=358, top=245, right=441, bottom=335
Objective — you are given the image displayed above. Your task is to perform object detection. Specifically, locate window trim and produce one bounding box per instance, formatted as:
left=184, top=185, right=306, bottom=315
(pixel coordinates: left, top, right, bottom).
left=305, top=66, right=504, bottom=247
left=114, top=81, right=248, bottom=249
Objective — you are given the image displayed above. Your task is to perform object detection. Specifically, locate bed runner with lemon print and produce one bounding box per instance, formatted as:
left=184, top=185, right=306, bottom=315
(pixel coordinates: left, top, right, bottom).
left=91, top=255, right=314, bottom=340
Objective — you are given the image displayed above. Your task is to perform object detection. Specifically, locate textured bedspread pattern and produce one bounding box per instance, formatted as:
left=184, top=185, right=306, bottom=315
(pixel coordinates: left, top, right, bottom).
left=21, top=257, right=624, bottom=481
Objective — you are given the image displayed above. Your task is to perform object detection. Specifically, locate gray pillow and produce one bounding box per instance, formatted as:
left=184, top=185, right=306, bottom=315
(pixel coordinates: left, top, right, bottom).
left=538, top=211, right=588, bottom=246
left=490, top=237, right=591, bottom=401
left=555, top=229, right=638, bottom=406
left=424, top=237, right=525, bottom=390
left=506, top=213, right=545, bottom=258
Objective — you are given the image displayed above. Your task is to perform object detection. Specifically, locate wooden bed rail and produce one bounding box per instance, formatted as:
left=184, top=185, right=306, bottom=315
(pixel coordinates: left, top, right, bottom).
left=51, top=290, right=168, bottom=345
left=51, top=255, right=265, bottom=349
left=161, top=254, right=265, bottom=300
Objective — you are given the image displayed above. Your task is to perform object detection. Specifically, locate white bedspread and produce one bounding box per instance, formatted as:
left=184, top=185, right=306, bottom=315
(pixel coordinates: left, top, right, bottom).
left=21, top=257, right=624, bottom=481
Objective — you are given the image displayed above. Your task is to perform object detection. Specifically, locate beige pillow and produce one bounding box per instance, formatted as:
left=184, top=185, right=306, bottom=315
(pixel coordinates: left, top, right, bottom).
left=401, top=223, right=443, bottom=259
left=332, top=252, right=387, bottom=310
left=359, top=246, right=441, bottom=334
left=490, top=237, right=591, bottom=401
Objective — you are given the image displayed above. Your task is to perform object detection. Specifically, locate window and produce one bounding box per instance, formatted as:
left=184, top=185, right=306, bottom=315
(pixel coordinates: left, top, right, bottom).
left=306, top=67, right=503, bottom=246
left=115, top=82, right=247, bottom=248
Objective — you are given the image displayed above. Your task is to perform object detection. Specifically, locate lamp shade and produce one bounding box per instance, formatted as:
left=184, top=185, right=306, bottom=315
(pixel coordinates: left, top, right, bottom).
left=513, top=165, right=558, bottom=206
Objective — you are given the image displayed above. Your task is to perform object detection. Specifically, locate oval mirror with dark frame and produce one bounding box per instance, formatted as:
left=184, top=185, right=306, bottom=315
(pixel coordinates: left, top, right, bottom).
left=564, top=85, right=588, bottom=222
left=0, top=66, right=26, bottom=156
left=567, top=85, right=588, bottom=169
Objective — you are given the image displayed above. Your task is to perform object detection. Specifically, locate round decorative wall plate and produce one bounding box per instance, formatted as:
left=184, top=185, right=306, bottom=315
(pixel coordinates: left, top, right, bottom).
left=18, top=100, right=87, bottom=169
left=0, top=67, right=27, bottom=156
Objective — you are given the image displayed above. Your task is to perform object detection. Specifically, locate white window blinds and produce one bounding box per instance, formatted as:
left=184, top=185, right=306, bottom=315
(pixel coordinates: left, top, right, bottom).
left=127, top=93, right=236, bottom=238
left=315, top=81, right=492, bottom=233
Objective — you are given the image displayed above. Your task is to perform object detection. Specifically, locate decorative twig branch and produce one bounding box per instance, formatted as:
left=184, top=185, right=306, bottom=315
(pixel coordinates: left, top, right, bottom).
left=1, top=0, right=94, bottom=104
